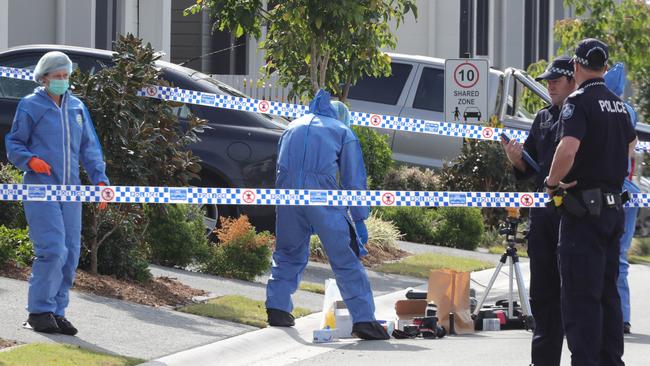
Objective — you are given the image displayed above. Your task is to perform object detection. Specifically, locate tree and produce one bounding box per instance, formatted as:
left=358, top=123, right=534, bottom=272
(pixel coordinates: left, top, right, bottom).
left=72, top=34, right=207, bottom=275
left=555, top=0, right=650, bottom=119
left=184, top=0, right=417, bottom=102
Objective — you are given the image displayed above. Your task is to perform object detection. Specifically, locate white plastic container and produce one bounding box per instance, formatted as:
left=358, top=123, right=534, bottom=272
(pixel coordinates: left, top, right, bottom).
left=482, top=318, right=501, bottom=331
left=313, top=328, right=339, bottom=343
left=335, top=307, right=353, bottom=338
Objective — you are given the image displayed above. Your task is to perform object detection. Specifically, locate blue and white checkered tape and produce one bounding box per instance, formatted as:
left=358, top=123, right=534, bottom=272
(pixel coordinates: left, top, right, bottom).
left=2, top=184, right=649, bottom=207
left=636, top=141, right=650, bottom=152
left=0, top=66, right=34, bottom=80
left=2, top=66, right=648, bottom=152
left=136, top=83, right=527, bottom=142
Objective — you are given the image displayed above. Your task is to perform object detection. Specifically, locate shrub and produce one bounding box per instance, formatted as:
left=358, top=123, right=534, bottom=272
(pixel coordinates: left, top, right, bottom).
left=439, top=137, right=522, bottom=228
left=79, top=206, right=151, bottom=282
left=432, top=207, right=484, bottom=251
left=0, top=238, right=10, bottom=265
left=145, top=204, right=210, bottom=267
left=479, top=227, right=504, bottom=248
left=382, top=165, right=438, bottom=192
left=0, top=163, right=27, bottom=229
left=365, top=212, right=404, bottom=252
left=352, top=126, right=393, bottom=189
left=71, top=34, right=206, bottom=275
left=374, top=207, right=438, bottom=244
left=630, top=238, right=650, bottom=256
left=0, top=225, right=33, bottom=266
left=202, top=215, right=273, bottom=281
left=309, top=212, right=403, bottom=260
left=310, top=235, right=327, bottom=261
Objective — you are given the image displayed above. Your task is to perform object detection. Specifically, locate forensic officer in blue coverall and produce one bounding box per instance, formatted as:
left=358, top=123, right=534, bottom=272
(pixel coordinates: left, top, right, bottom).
left=502, top=56, right=576, bottom=366
left=5, top=51, right=109, bottom=336
left=545, top=39, right=636, bottom=366
left=604, top=62, right=640, bottom=335
left=265, top=89, right=389, bottom=340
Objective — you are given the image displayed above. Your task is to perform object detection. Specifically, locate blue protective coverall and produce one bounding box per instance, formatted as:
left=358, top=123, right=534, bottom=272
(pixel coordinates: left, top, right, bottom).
left=265, top=90, right=376, bottom=323
left=5, top=87, right=108, bottom=316
left=604, top=63, right=639, bottom=325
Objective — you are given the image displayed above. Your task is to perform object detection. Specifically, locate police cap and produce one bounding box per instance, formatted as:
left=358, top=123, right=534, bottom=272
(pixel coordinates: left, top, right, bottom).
left=535, top=56, right=574, bottom=81
left=570, top=38, right=609, bottom=69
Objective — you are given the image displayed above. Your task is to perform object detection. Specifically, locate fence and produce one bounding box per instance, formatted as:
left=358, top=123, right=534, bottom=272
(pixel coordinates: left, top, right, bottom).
left=212, top=73, right=300, bottom=104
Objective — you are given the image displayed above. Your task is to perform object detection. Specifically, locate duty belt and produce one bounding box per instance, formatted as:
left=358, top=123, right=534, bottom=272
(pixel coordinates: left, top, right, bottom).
left=547, top=188, right=626, bottom=217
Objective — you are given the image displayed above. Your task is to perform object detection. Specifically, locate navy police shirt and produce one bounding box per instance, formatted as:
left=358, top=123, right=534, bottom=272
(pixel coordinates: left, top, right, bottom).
left=558, top=78, right=636, bottom=192
left=515, top=104, right=561, bottom=190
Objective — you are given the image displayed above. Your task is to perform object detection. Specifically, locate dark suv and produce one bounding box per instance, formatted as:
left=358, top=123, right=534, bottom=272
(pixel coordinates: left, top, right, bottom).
left=0, top=45, right=286, bottom=232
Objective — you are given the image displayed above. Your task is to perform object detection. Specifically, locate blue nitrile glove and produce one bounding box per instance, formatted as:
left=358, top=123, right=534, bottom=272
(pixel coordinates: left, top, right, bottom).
left=355, top=220, right=368, bottom=245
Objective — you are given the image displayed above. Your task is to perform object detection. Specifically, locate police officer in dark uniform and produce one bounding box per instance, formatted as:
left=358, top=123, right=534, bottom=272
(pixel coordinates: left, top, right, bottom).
left=501, top=56, right=575, bottom=366
left=545, top=38, right=636, bottom=366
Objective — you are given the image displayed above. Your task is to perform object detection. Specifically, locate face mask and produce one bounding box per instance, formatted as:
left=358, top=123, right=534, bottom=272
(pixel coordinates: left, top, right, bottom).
left=47, top=79, right=69, bottom=96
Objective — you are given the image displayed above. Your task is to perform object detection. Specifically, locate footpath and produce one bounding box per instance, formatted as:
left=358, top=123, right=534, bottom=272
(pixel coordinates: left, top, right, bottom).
left=2, top=242, right=647, bottom=365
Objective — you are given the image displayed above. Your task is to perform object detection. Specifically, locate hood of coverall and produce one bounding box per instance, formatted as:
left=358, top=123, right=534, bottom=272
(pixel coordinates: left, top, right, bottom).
left=330, top=100, right=352, bottom=127
left=604, top=63, right=626, bottom=97
left=308, top=89, right=339, bottom=120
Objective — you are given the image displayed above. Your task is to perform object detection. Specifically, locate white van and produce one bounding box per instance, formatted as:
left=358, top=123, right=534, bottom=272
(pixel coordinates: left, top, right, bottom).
left=346, top=53, right=551, bottom=168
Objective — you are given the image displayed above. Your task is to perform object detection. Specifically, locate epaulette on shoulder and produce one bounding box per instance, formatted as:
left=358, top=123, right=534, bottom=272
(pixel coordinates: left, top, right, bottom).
left=567, top=88, right=584, bottom=99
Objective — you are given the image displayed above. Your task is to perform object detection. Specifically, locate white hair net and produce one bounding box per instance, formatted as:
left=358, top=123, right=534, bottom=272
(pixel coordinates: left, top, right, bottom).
left=330, top=100, right=351, bottom=127
left=33, top=51, right=73, bottom=83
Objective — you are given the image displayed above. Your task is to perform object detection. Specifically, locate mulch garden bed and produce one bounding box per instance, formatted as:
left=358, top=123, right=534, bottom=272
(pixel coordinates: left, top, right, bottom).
left=0, top=261, right=206, bottom=307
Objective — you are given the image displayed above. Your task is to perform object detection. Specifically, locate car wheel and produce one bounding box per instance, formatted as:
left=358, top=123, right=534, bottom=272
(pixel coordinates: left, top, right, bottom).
left=195, top=173, right=239, bottom=242
left=201, top=203, right=219, bottom=241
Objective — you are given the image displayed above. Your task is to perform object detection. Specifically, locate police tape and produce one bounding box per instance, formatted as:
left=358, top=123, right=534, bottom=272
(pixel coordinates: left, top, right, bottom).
left=2, top=184, right=650, bottom=208
left=135, top=83, right=534, bottom=144
left=3, top=66, right=648, bottom=152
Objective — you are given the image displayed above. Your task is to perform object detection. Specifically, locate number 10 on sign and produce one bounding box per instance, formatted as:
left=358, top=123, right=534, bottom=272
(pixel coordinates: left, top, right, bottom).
left=444, top=59, right=489, bottom=125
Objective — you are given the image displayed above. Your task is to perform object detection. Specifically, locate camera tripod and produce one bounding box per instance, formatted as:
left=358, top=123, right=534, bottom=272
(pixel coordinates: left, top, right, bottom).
left=471, top=208, right=535, bottom=330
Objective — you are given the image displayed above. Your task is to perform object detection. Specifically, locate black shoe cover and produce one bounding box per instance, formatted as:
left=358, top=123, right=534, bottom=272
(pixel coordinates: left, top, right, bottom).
left=267, top=308, right=295, bottom=327
left=54, top=316, right=78, bottom=336
left=27, top=312, right=59, bottom=333
left=352, top=321, right=390, bottom=340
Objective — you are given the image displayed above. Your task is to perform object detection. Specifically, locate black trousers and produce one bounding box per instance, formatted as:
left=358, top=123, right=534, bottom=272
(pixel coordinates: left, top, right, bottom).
left=528, top=207, right=563, bottom=366
left=558, top=207, right=625, bottom=366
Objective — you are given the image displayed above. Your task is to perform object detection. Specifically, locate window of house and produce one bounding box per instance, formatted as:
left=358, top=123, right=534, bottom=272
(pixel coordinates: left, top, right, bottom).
left=476, top=0, right=490, bottom=56
left=460, top=0, right=490, bottom=57
left=524, top=0, right=550, bottom=68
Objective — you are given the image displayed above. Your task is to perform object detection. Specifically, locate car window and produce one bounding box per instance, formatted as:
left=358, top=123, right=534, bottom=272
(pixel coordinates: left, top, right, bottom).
left=412, top=67, right=444, bottom=112
left=70, top=55, right=114, bottom=75
left=0, top=54, right=81, bottom=100
left=0, top=55, right=40, bottom=99
left=515, top=79, right=546, bottom=120
left=171, top=104, right=192, bottom=120
left=347, top=62, right=413, bottom=105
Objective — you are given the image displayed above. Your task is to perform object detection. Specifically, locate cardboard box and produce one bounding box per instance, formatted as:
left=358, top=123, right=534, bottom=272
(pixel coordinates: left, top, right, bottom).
left=334, top=301, right=353, bottom=338
left=395, top=299, right=427, bottom=330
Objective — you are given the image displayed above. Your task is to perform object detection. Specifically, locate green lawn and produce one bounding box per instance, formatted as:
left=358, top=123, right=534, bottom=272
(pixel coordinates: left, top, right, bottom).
left=178, top=295, right=312, bottom=328
left=299, top=281, right=325, bottom=294
left=374, top=253, right=493, bottom=278
left=488, top=245, right=529, bottom=258
left=0, top=344, right=142, bottom=366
